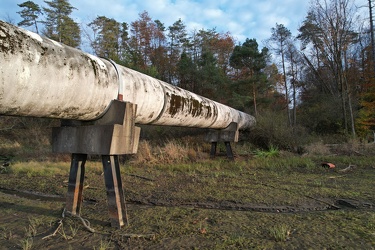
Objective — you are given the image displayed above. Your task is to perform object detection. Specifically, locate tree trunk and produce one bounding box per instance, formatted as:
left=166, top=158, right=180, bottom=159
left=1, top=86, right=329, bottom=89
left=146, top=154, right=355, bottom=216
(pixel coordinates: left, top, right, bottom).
left=281, top=51, right=291, bottom=126
left=253, top=82, right=258, bottom=117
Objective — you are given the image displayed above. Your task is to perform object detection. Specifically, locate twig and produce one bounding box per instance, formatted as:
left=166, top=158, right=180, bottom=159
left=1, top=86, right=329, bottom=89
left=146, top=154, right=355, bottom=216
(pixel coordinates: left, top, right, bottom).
left=120, top=233, right=156, bottom=240
left=43, top=208, right=95, bottom=240
left=42, top=209, right=66, bottom=240
left=353, top=150, right=365, bottom=156
left=127, top=174, right=154, bottom=182
left=339, top=165, right=356, bottom=173
left=328, top=175, right=345, bottom=179
left=42, top=220, right=63, bottom=240
left=65, top=210, right=95, bottom=233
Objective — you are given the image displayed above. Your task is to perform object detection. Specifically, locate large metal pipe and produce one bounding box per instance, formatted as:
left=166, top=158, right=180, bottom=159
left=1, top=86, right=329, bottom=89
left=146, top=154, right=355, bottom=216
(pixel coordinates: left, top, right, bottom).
left=0, top=20, right=255, bottom=130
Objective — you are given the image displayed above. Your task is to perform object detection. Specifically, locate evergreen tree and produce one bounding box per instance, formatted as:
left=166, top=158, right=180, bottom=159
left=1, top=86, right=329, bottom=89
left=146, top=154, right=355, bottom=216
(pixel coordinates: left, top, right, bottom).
left=167, top=19, right=188, bottom=84
left=43, top=0, right=80, bottom=47
left=230, top=38, right=269, bottom=115
left=17, top=1, right=42, bottom=34
left=177, top=52, right=197, bottom=91
left=89, top=16, right=121, bottom=61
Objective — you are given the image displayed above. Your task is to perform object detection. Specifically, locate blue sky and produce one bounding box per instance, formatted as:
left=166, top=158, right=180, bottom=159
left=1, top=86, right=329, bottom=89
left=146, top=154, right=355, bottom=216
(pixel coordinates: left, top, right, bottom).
left=0, top=0, right=369, bottom=46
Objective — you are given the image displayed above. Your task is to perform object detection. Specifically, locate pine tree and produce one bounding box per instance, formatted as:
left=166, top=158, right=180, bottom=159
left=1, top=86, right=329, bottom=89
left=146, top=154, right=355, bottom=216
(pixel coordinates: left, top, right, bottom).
left=89, top=16, right=121, bottom=60
left=43, top=0, right=80, bottom=47
left=17, top=1, right=42, bottom=34
left=230, top=38, right=269, bottom=115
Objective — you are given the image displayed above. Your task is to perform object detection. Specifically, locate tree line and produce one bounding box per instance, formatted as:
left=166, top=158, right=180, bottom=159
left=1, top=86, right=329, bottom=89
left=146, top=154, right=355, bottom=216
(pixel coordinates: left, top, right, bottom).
left=14, top=0, right=375, bottom=140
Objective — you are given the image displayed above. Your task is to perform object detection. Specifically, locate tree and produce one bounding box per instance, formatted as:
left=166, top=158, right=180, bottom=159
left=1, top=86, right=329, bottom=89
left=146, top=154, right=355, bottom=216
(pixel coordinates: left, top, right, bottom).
left=196, top=50, right=228, bottom=100
left=268, top=23, right=293, bottom=125
left=368, top=0, right=375, bottom=75
left=17, top=1, right=42, bottom=34
left=297, top=0, right=359, bottom=136
left=150, top=20, right=168, bottom=80
left=43, top=0, right=80, bottom=47
left=285, top=39, right=304, bottom=127
left=177, top=52, right=197, bottom=91
left=167, top=18, right=188, bottom=84
left=230, top=38, right=269, bottom=115
left=89, top=16, right=121, bottom=61
left=129, top=11, right=167, bottom=76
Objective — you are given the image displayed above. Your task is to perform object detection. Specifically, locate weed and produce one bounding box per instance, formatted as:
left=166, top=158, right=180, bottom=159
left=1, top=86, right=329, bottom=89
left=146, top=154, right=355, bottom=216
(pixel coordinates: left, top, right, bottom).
left=220, top=234, right=250, bottom=248
left=1, top=226, right=13, bottom=240
left=19, top=237, right=33, bottom=250
left=69, top=223, right=78, bottom=238
left=269, top=224, right=291, bottom=242
left=94, top=239, right=112, bottom=250
left=59, top=224, right=70, bottom=240
left=254, top=145, right=279, bottom=158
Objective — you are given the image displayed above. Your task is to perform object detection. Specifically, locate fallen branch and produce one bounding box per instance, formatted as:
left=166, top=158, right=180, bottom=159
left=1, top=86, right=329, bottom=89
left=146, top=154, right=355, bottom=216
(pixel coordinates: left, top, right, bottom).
left=43, top=208, right=96, bottom=240
left=127, top=174, right=154, bottom=182
left=65, top=210, right=95, bottom=233
left=42, top=209, right=66, bottom=240
left=339, top=165, right=356, bottom=173
left=120, top=233, right=156, bottom=240
left=42, top=220, right=63, bottom=240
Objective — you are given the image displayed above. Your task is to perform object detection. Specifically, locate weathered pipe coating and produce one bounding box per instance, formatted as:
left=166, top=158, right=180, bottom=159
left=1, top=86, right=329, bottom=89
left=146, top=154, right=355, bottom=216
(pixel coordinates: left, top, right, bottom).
left=0, top=21, right=255, bottom=130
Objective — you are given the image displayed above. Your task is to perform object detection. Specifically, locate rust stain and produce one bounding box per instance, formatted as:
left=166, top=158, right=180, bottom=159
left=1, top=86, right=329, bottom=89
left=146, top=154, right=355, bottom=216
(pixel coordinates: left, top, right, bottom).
left=169, top=94, right=215, bottom=118
left=169, top=94, right=184, bottom=117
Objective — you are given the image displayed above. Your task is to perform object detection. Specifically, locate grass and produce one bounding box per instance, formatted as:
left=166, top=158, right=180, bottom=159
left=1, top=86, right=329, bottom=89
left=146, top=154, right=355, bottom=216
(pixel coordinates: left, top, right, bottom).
left=254, top=145, right=280, bottom=158
left=1, top=136, right=375, bottom=249
left=269, top=224, right=291, bottom=242
left=94, top=239, right=112, bottom=250
left=19, top=237, right=33, bottom=250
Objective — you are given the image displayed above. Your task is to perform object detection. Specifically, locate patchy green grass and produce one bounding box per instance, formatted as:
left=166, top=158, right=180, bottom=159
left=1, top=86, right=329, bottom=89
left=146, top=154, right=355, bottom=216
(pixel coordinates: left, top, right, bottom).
left=0, top=154, right=375, bottom=249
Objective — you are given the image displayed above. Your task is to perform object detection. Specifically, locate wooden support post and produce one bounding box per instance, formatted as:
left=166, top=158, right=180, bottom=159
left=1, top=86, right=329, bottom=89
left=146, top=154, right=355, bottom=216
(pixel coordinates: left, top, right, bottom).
left=205, top=122, right=238, bottom=160
left=210, top=142, right=217, bottom=158
left=224, top=141, right=234, bottom=160
left=53, top=100, right=139, bottom=227
left=66, top=153, right=87, bottom=215
left=102, top=155, right=128, bottom=228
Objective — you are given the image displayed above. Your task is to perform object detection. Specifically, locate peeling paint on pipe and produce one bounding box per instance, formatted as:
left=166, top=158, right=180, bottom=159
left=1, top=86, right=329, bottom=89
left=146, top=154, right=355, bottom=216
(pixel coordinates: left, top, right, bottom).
left=0, top=21, right=255, bottom=130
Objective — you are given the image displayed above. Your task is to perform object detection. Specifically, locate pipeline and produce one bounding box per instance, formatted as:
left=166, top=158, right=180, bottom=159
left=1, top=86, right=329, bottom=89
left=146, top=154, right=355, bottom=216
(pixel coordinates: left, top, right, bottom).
left=0, top=20, right=255, bottom=130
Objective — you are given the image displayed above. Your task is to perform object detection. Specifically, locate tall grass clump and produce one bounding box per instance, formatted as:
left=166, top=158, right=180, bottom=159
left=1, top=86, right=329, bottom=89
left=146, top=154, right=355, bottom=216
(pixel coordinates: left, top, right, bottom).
left=254, top=145, right=279, bottom=158
left=129, top=138, right=208, bottom=165
left=269, top=224, right=291, bottom=242
left=130, top=140, right=157, bottom=165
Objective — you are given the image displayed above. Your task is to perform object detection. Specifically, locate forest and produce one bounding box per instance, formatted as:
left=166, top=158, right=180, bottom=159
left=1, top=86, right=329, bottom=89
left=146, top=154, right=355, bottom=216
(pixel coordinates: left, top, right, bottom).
left=9, top=0, right=375, bottom=148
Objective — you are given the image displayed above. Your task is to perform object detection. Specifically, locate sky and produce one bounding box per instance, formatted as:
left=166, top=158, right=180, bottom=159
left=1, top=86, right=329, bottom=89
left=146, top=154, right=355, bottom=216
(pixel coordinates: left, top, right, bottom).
left=0, top=0, right=311, bottom=45
left=0, top=0, right=369, bottom=46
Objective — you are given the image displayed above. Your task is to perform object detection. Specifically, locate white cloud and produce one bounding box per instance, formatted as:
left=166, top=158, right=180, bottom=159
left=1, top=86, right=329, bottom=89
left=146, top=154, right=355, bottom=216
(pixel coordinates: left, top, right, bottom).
left=204, top=8, right=224, bottom=19
left=2, top=0, right=315, bottom=44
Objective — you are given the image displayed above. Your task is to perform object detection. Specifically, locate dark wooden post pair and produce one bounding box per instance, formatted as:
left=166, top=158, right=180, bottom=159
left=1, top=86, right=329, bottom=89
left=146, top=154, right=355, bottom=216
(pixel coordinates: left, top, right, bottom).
left=206, top=122, right=238, bottom=160
left=66, top=154, right=127, bottom=228
left=53, top=100, right=140, bottom=228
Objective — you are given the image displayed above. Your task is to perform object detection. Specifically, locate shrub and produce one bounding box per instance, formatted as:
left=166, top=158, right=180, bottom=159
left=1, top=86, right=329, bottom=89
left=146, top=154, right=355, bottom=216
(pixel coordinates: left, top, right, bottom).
left=245, top=111, right=310, bottom=152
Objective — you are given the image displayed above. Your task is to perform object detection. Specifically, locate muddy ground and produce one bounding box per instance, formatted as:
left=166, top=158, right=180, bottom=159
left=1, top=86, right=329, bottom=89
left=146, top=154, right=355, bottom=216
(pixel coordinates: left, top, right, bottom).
left=0, top=156, right=375, bottom=249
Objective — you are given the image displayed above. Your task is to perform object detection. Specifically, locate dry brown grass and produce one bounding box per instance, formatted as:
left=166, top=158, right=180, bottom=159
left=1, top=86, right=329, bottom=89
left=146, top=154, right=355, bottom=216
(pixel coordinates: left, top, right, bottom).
left=304, top=141, right=332, bottom=156
left=129, top=138, right=208, bottom=165
left=130, top=140, right=157, bottom=165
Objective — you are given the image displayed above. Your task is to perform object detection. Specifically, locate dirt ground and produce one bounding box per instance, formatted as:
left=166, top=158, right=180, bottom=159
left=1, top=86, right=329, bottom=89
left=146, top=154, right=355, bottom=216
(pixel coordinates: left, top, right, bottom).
left=0, top=156, right=375, bottom=249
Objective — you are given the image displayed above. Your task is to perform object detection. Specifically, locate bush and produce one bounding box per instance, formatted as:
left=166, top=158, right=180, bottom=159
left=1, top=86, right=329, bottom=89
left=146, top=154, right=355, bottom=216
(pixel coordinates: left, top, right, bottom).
left=245, top=111, right=310, bottom=152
